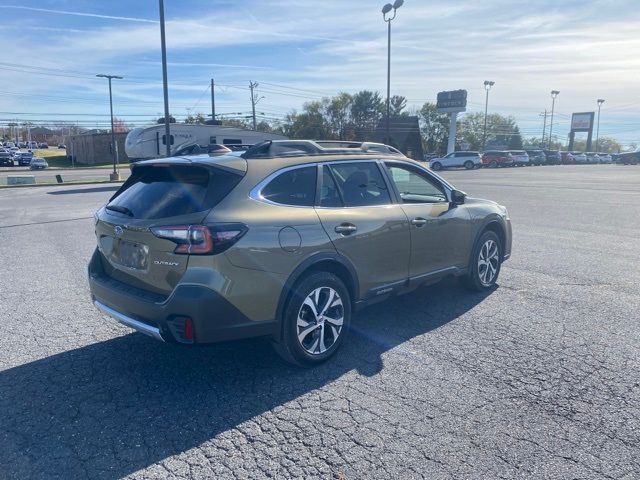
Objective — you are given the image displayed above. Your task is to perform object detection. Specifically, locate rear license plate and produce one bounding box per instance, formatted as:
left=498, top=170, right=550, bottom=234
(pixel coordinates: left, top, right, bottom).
left=102, top=237, right=149, bottom=270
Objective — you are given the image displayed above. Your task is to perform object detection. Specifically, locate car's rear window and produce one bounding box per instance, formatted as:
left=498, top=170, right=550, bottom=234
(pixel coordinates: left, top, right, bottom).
left=107, top=164, right=242, bottom=219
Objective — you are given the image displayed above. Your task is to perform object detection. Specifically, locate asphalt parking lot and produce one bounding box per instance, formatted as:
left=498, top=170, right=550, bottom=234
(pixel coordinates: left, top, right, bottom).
left=1, top=165, right=639, bottom=479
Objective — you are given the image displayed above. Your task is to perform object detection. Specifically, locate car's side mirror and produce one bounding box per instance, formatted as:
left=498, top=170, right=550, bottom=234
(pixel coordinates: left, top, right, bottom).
left=450, top=189, right=466, bottom=206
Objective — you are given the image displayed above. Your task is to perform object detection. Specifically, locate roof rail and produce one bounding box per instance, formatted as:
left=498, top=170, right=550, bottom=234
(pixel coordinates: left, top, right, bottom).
left=241, top=140, right=404, bottom=159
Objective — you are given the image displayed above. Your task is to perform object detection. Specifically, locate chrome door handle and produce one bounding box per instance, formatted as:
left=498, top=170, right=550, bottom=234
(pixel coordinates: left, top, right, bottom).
left=411, top=217, right=427, bottom=227
left=335, top=223, right=357, bottom=235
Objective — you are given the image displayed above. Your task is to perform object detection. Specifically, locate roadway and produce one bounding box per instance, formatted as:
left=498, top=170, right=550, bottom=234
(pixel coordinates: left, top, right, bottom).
left=0, top=165, right=639, bottom=479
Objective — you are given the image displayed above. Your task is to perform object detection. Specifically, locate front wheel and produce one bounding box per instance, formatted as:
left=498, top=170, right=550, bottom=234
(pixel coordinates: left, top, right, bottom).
left=273, top=271, right=351, bottom=366
left=431, top=162, right=442, bottom=171
left=489, top=160, right=498, bottom=168
left=462, top=230, right=502, bottom=291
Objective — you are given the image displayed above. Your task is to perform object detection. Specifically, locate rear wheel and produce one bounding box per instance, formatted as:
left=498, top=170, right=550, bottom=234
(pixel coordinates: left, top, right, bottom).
left=489, top=160, right=498, bottom=168
left=273, top=271, right=351, bottom=366
left=431, top=162, right=442, bottom=171
left=464, top=160, right=474, bottom=170
left=462, top=230, right=502, bottom=291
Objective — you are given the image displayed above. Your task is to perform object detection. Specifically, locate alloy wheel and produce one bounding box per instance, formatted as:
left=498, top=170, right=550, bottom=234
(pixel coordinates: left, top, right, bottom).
left=477, top=239, right=499, bottom=286
left=297, top=287, right=344, bottom=355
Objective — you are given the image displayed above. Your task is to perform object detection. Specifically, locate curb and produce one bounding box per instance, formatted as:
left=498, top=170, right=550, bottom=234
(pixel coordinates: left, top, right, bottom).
left=0, top=180, right=124, bottom=189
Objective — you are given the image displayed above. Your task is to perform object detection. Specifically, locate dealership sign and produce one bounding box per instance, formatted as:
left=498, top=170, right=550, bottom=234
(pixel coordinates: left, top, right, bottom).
left=571, top=112, right=595, bottom=131
left=437, top=90, right=467, bottom=113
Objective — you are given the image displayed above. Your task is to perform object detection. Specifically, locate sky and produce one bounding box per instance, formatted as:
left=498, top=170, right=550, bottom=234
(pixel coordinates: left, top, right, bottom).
left=0, top=0, right=639, bottom=147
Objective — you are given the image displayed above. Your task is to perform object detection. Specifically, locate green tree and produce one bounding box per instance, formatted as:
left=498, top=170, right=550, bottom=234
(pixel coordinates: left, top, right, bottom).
left=325, top=92, right=353, bottom=140
left=457, top=112, right=521, bottom=150
left=222, top=118, right=249, bottom=129
left=390, top=95, right=407, bottom=116
left=184, top=112, right=207, bottom=124
left=595, top=136, right=623, bottom=153
left=350, top=90, right=384, bottom=140
left=507, top=126, right=523, bottom=149
left=418, top=102, right=449, bottom=154
left=283, top=101, right=331, bottom=139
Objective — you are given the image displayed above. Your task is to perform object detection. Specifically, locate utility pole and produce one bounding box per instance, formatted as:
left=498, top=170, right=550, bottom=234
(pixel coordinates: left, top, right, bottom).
left=482, top=80, right=494, bottom=151
left=540, top=110, right=548, bottom=146
left=249, top=81, right=263, bottom=130
left=382, top=0, right=404, bottom=146
left=596, top=99, right=605, bottom=151
left=96, top=74, right=123, bottom=181
left=548, top=90, right=560, bottom=149
left=159, top=0, right=171, bottom=157
left=211, top=78, right=216, bottom=122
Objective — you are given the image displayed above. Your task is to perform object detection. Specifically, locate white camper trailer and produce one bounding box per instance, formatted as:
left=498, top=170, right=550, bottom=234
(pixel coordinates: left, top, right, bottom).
left=124, top=124, right=288, bottom=160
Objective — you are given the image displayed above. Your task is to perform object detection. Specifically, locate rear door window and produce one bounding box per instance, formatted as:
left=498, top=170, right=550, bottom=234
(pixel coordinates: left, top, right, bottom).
left=261, top=166, right=317, bottom=206
left=328, top=162, right=391, bottom=207
left=107, top=165, right=241, bottom=219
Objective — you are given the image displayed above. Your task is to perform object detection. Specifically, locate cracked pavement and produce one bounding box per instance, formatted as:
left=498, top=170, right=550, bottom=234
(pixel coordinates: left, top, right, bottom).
left=0, top=166, right=639, bottom=479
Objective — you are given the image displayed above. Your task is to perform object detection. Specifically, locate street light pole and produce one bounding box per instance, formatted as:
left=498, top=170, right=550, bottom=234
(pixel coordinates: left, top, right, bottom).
left=482, top=80, right=494, bottom=151
left=596, top=99, right=605, bottom=152
left=96, top=74, right=123, bottom=181
left=382, top=0, right=403, bottom=146
left=159, top=0, right=171, bottom=157
left=548, top=90, right=560, bottom=150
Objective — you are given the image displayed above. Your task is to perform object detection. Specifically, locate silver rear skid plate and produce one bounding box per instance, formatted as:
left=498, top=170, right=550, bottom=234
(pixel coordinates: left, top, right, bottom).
left=94, top=300, right=165, bottom=342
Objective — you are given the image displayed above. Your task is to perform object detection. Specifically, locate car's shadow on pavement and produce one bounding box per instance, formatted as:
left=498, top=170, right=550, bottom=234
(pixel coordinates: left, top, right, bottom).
left=47, top=186, right=120, bottom=195
left=0, top=278, right=494, bottom=479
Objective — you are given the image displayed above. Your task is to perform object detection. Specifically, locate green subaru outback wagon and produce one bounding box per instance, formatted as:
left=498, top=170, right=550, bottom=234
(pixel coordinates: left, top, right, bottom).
left=89, top=140, right=511, bottom=365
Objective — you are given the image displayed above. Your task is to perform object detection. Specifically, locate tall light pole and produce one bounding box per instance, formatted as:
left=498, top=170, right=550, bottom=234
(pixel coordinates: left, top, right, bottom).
left=159, top=0, right=171, bottom=157
left=596, top=98, right=605, bottom=152
left=482, top=80, right=494, bottom=151
left=96, top=74, right=123, bottom=181
left=548, top=90, right=560, bottom=149
left=382, top=0, right=404, bottom=146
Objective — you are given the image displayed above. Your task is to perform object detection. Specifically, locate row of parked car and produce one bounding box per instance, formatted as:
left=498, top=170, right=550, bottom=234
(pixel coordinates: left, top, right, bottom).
left=427, top=150, right=616, bottom=170
left=0, top=148, right=48, bottom=169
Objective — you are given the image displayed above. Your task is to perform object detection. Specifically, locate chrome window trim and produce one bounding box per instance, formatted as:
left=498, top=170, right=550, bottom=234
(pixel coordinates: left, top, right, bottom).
left=249, top=163, right=319, bottom=208
left=248, top=157, right=456, bottom=208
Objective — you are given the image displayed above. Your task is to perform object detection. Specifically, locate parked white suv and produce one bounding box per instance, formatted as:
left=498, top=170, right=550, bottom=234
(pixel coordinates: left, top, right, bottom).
left=429, top=151, right=481, bottom=171
left=508, top=150, right=530, bottom=166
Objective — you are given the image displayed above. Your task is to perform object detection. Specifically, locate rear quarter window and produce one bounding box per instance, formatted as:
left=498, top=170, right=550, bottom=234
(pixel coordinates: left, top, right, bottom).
left=107, top=165, right=242, bottom=219
left=260, top=166, right=317, bottom=206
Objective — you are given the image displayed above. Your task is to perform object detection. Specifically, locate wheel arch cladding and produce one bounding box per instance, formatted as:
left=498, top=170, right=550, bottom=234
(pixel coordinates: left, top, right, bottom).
left=274, top=254, right=359, bottom=341
left=467, top=216, right=506, bottom=267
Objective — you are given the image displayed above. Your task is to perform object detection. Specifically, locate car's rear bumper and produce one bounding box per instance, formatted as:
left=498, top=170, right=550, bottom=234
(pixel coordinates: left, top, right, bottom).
left=88, top=249, right=277, bottom=344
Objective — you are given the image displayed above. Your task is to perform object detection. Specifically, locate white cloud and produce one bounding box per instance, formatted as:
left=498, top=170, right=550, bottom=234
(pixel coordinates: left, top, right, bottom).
left=0, top=0, right=639, bottom=143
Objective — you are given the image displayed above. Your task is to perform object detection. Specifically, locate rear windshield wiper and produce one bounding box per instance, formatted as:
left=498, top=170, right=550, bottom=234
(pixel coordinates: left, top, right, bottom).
left=106, top=204, right=134, bottom=217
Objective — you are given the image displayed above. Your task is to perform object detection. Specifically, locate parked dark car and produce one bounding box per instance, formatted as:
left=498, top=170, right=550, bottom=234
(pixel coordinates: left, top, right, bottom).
left=17, top=152, right=34, bottom=166
left=613, top=152, right=639, bottom=165
left=38, top=143, right=49, bottom=149
left=543, top=150, right=562, bottom=165
left=57, top=144, right=66, bottom=149
left=482, top=151, right=514, bottom=168
left=526, top=150, right=546, bottom=165
left=0, top=152, right=13, bottom=167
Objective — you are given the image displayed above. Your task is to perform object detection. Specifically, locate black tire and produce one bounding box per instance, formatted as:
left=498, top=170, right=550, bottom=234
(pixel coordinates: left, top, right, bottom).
left=272, top=271, right=351, bottom=366
left=489, top=160, right=498, bottom=168
left=431, top=162, right=442, bottom=171
left=464, top=160, right=474, bottom=170
left=462, top=230, right=502, bottom=291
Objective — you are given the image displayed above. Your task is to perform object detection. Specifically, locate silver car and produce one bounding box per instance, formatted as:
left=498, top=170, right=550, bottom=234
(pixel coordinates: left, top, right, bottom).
left=29, top=157, right=48, bottom=170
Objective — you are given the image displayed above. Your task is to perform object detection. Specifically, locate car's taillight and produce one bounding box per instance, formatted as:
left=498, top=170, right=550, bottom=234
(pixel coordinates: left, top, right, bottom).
left=150, top=224, right=247, bottom=255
